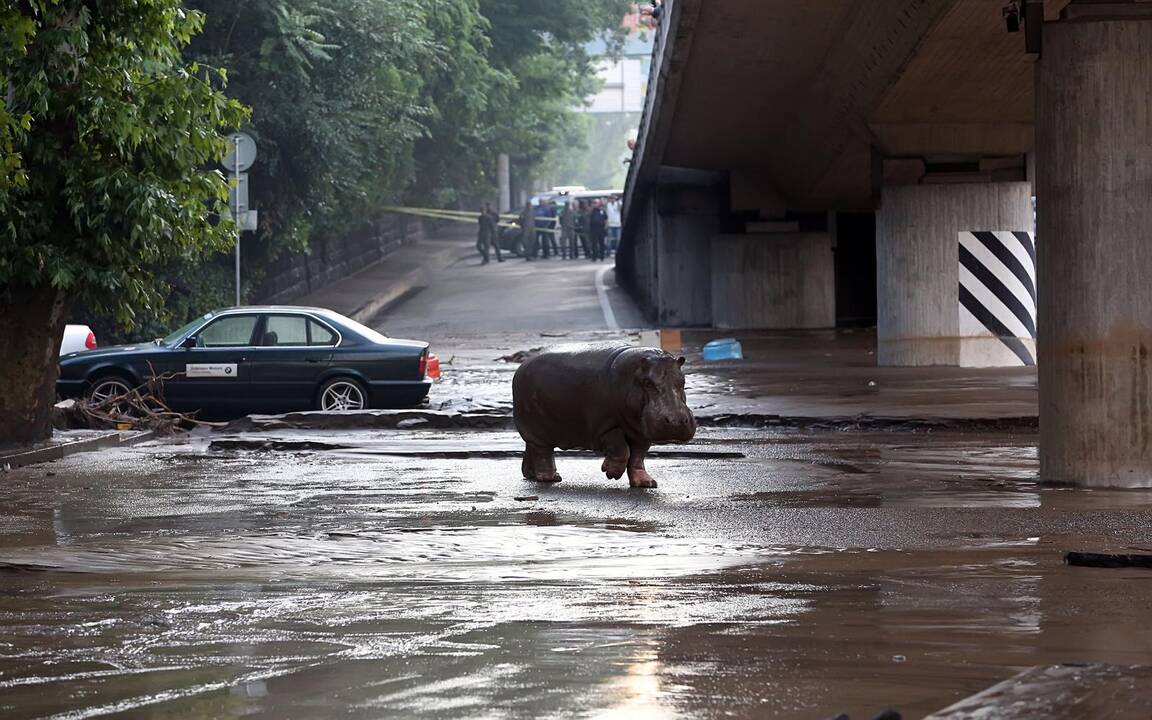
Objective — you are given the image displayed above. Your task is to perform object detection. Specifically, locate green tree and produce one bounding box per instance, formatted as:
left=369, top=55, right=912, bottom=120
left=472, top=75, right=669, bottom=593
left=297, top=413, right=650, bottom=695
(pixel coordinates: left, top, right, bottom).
left=477, top=0, right=631, bottom=178
left=0, top=0, right=247, bottom=443
left=186, top=0, right=435, bottom=254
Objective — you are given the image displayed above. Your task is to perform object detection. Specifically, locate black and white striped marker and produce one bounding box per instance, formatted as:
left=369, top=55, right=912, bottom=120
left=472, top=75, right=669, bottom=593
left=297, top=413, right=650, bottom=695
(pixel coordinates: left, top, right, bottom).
left=958, top=231, right=1037, bottom=367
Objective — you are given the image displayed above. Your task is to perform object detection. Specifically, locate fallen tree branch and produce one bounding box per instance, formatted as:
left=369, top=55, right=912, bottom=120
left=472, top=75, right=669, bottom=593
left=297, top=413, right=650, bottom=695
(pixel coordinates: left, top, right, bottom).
left=64, top=364, right=227, bottom=434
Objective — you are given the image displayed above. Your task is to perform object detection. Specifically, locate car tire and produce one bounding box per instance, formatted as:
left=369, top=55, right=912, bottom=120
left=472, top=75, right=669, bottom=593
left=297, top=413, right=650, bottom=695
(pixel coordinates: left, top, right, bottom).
left=86, top=374, right=139, bottom=417
left=317, top=377, right=368, bottom=412
left=87, top=375, right=134, bottom=404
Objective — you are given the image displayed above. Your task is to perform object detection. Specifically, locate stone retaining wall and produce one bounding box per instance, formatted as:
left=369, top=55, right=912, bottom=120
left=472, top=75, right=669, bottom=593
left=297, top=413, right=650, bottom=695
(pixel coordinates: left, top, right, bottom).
left=257, top=214, right=432, bottom=304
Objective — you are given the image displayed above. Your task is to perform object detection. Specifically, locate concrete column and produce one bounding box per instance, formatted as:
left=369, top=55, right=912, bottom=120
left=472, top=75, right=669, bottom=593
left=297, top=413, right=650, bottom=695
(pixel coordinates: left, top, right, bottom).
left=711, top=233, right=835, bottom=329
left=876, top=183, right=1033, bottom=366
left=1036, top=13, right=1152, bottom=487
left=497, top=154, right=511, bottom=212
left=654, top=186, right=721, bottom=327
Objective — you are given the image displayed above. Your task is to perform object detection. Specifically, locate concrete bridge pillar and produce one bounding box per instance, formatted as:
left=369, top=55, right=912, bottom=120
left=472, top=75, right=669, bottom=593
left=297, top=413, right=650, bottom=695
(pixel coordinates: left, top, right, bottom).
left=653, top=186, right=720, bottom=326
left=876, top=183, right=1034, bottom=367
left=1036, top=10, right=1152, bottom=487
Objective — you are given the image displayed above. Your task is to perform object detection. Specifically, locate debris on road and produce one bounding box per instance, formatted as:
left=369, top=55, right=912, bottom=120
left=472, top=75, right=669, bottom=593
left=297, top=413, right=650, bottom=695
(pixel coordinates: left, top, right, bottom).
left=55, top=371, right=221, bottom=436
left=497, top=347, right=544, bottom=363
left=1065, top=551, right=1152, bottom=569
left=702, top=338, right=743, bottom=361
left=514, top=495, right=538, bottom=502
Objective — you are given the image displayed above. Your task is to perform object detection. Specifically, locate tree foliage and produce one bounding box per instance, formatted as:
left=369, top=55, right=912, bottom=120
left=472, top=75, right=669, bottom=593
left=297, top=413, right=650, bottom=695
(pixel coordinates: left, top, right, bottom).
left=0, top=0, right=249, bottom=443
left=0, top=0, right=248, bottom=325
left=183, top=0, right=631, bottom=245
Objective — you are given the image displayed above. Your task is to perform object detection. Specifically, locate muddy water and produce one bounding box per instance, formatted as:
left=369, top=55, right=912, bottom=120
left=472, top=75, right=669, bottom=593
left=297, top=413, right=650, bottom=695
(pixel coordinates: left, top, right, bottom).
left=2, top=430, right=1152, bottom=718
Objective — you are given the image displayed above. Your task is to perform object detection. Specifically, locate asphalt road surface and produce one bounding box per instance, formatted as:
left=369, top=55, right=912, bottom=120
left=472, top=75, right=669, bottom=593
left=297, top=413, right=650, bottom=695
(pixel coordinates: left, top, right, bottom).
left=2, top=255, right=1151, bottom=719
left=377, top=254, right=647, bottom=338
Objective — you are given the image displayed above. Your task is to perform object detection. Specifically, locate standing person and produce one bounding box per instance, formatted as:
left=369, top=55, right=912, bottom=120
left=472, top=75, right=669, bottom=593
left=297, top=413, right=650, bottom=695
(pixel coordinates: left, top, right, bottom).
left=606, top=196, right=622, bottom=256
left=535, top=199, right=556, bottom=259
left=589, top=200, right=609, bottom=262
left=575, top=201, right=590, bottom=260
left=477, top=203, right=495, bottom=264
left=559, top=200, right=575, bottom=260
left=488, top=205, right=504, bottom=262
left=520, top=201, right=537, bottom=260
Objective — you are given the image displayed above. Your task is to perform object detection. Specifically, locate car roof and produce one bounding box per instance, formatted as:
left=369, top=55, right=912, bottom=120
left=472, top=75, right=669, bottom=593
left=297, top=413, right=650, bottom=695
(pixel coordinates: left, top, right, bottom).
left=209, top=305, right=336, bottom=313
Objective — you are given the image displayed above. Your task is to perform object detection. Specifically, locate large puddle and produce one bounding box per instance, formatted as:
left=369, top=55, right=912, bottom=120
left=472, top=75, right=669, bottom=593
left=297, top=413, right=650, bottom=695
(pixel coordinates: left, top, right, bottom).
left=2, top=429, right=1152, bottom=718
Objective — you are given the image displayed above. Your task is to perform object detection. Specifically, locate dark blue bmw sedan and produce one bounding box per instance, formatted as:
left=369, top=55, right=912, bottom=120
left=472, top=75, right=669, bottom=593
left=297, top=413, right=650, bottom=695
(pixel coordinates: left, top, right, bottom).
left=57, top=306, right=432, bottom=414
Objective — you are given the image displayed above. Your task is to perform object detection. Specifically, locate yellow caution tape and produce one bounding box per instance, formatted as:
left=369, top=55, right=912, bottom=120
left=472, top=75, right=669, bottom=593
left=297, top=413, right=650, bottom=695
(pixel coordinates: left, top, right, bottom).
left=382, top=205, right=568, bottom=234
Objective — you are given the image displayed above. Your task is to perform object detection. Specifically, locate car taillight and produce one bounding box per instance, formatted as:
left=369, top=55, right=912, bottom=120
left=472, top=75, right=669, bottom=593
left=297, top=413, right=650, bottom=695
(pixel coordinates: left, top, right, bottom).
left=418, top=351, right=428, bottom=379
left=85, top=331, right=97, bottom=350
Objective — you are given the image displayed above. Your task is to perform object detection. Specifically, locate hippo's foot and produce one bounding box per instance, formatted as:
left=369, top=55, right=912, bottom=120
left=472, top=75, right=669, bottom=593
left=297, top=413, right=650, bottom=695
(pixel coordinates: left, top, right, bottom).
left=532, top=471, right=563, bottom=483
left=627, top=469, right=657, bottom=489
left=601, top=456, right=628, bottom=480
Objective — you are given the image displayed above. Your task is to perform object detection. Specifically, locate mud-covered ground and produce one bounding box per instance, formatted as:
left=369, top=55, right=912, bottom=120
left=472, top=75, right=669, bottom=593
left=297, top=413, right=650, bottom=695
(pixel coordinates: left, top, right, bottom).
left=2, top=254, right=1144, bottom=719
left=3, top=427, right=1152, bottom=719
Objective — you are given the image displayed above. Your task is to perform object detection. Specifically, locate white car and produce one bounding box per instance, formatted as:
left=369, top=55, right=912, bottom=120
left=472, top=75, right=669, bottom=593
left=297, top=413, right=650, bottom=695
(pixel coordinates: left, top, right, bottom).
left=61, top=324, right=97, bottom=356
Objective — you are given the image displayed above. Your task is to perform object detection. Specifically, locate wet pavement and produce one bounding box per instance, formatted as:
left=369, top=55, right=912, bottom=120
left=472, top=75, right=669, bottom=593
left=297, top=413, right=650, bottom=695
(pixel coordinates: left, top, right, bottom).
left=4, top=428, right=1152, bottom=719
left=2, top=253, right=1148, bottom=718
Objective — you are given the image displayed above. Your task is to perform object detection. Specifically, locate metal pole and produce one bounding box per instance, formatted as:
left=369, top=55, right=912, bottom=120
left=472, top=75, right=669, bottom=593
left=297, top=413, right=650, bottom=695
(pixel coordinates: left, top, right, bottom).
left=234, top=136, right=241, bottom=307
left=498, top=154, right=511, bottom=213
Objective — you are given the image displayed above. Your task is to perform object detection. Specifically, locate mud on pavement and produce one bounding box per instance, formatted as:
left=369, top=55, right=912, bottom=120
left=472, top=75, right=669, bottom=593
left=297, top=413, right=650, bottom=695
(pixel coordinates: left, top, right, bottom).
left=2, top=424, right=1152, bottom=719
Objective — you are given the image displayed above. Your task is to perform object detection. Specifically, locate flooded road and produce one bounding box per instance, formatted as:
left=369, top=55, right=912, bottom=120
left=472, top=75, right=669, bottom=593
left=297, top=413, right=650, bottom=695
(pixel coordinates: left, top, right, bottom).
left=4, top=429, right=1152, bottom=718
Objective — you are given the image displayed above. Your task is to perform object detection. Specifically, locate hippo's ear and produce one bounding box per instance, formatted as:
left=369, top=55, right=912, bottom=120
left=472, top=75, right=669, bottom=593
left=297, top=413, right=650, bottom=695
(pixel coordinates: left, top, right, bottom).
left=676, top=356, right=686, bottom=367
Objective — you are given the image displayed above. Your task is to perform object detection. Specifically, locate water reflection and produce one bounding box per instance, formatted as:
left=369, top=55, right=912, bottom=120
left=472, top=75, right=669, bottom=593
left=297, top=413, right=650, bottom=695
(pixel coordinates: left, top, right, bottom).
left=594, top=640, right=676, bottom=720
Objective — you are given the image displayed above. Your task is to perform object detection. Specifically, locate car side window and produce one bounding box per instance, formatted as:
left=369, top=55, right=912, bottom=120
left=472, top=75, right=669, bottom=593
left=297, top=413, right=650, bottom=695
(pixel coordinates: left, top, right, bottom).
left=262, top=315, right=309, bottom=346
left=197, top=316, right=258, bottom=348
left=309, top=320, right=337, bottom=347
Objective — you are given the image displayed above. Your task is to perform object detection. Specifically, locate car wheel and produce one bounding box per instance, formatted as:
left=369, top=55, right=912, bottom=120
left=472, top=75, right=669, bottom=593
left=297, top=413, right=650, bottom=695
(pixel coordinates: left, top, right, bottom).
left=318, top=377, right=368, bottom=412
left=87, top=376, right=133, bottom=404
left=86, top=375, right=137, bottom=416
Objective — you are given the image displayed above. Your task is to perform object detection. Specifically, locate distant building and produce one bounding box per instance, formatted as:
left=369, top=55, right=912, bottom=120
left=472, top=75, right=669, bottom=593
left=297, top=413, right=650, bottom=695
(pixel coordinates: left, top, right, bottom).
left=583, top=13, right=654, bottom=115
left=537, top=8, right=654, bottom=193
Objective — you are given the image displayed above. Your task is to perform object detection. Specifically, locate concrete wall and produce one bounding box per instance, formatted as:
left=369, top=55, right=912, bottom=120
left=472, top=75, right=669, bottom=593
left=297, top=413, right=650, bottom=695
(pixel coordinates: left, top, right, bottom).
left=711, top=233, right=835, bottom=329
left=656, top=213, right=713, bottom=326
left=877, top=183, right=1033, bottom=366
left=618, top=193, right=659, bottom=320
left=257, top=214, right=427, bottom=304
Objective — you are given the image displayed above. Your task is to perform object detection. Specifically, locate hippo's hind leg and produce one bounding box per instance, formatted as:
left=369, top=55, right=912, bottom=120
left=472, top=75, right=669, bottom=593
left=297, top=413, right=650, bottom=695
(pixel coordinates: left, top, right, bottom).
left=599, top=429, right=630, bottom=481
left=523, top=443, right=562, bottom=483
left=626, top=440, right=657, bottom=488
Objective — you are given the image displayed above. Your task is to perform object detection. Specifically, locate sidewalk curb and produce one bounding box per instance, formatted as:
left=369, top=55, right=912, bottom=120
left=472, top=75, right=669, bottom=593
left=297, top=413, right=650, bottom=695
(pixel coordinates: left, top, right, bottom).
left=350, top=242, right=475, bottom=324
left=0, top=430, right=155, bottom=470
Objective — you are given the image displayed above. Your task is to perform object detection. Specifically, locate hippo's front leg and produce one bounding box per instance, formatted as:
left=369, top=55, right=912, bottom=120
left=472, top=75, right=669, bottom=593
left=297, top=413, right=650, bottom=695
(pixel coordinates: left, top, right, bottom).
left=626, top=440, right=656, bottom=488
left=522, top=443, right=562, bottom=483
left=599, top=429, right=630, bottom=481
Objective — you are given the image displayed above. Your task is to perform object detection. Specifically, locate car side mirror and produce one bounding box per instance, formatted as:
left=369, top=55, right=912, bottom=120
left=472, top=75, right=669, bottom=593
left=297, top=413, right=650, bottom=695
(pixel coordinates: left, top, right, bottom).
left=180, top=336, right=198, bottom=349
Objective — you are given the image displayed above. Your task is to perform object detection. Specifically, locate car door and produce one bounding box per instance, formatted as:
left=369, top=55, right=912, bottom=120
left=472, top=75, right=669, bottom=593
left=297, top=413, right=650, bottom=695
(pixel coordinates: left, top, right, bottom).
left=163, top=314, right=258, bottom=413
left=246, top=313, right=337, bottom=412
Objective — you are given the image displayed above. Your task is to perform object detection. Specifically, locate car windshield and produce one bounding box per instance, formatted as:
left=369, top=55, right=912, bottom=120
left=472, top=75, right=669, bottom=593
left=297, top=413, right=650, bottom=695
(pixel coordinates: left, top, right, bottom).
left=159, top=314, right=212, bottom=346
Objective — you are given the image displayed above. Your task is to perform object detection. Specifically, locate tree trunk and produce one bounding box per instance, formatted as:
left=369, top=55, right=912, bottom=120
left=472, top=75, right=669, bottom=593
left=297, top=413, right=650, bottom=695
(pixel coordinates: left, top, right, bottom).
left=0, top=284, right=69, bottom=446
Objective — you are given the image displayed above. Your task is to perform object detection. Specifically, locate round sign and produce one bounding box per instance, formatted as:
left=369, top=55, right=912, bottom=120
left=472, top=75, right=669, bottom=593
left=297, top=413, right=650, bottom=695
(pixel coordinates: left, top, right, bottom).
left=222, top=132, right=257, bottom=172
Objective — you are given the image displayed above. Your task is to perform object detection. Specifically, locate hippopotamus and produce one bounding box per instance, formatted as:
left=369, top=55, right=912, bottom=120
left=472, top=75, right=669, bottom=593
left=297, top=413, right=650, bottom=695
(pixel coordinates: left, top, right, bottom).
left=512, top=344, right=696, bottom=488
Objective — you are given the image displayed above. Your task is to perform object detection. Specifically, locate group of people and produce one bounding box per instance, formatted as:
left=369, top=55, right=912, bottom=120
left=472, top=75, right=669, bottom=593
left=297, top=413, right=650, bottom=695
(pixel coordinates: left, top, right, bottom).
left=475, top=196, right=622, bottom=265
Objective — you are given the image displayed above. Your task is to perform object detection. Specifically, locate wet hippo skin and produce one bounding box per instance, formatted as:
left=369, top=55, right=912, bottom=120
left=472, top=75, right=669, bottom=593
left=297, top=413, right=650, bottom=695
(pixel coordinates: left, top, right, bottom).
left=512, top=344, right=697, bottom=488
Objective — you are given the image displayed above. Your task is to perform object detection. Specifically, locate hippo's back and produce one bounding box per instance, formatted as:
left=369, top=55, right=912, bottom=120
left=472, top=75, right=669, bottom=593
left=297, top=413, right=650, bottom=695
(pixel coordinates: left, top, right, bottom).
left=513, top=343, right=632, bottom=449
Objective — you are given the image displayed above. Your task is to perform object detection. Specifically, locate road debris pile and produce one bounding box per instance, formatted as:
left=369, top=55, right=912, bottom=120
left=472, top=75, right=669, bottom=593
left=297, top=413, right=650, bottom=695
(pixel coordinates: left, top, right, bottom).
left=496, top=347, right=543, bottom=363
left=54, top=370, right=220, bottom=435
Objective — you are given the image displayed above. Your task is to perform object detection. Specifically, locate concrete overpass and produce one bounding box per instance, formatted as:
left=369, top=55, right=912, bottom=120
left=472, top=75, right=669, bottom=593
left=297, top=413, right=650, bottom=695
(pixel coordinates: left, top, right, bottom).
left=618, top=0, right=1152, bottom=487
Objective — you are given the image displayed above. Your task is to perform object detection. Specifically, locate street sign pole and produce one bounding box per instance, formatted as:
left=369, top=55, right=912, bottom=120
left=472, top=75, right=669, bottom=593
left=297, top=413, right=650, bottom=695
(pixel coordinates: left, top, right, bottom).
left=223, top=131, right=256, bottom=307
left=234, top=135, right=241, bottom=307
